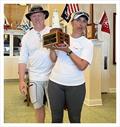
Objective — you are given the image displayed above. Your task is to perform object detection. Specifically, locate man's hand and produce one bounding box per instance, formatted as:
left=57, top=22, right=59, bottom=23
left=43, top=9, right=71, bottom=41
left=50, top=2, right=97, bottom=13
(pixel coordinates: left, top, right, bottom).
left=19, top=81, right=27, bottom=96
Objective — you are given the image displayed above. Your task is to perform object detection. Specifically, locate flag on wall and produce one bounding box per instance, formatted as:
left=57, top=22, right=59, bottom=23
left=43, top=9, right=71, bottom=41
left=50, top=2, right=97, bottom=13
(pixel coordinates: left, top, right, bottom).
left=61, top=4, right=79, bottom=22
left=99, top=11, right=110, bottom=34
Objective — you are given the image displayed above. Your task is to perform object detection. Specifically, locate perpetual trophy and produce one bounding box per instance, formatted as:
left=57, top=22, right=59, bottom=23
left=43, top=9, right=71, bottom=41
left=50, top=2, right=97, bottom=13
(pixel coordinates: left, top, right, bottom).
left=43, top=10, right=70, bottom=48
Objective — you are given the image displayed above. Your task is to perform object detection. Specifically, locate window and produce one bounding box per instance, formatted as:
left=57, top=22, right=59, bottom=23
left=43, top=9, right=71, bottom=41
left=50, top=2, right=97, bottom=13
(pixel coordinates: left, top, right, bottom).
left=4, top=34, right=10, bottom=56
left=4, top=30, right=23, bottom=56
left=13, top=35, right=23, bottom=56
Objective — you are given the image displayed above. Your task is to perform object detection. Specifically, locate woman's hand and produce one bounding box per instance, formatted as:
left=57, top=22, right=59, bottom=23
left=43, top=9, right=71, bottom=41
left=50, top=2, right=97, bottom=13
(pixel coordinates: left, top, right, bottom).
left=54, top=42, right=69, bottom=52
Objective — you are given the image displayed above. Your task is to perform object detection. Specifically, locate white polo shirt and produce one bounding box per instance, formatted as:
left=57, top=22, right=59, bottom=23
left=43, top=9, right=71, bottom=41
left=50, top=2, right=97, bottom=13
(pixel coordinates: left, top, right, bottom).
left=49, top=36, right=93, bottom=86
left=19, top=26, right=54, bottom=81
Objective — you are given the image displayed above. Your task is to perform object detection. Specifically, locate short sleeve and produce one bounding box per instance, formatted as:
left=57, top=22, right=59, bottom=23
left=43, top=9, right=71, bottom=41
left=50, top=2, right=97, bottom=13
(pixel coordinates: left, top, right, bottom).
left=19, top=36, right=29, bottom=64
left=80, top=40, right=93, bottom=64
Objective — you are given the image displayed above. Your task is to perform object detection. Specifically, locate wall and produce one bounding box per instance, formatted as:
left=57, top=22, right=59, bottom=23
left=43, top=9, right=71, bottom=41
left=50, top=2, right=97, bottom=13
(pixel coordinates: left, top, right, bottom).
left=94, top=4, right=116, bottom=92
left=4, top=57, right=19, bottom=79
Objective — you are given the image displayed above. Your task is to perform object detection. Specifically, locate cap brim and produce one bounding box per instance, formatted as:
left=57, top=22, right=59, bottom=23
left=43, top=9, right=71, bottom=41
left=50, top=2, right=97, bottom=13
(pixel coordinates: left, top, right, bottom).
left=71, top=12, right=89, bottom=22
left=76, top=15, right=89, bottom=21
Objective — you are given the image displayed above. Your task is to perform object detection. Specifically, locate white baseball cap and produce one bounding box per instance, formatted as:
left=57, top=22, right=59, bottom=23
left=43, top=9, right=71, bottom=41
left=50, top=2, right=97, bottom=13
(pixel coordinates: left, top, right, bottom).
left=71, top=11, right=89, bottom=21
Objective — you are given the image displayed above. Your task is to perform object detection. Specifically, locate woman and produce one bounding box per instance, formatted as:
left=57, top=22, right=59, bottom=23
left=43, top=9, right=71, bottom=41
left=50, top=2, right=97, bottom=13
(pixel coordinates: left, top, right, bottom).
left=48, top=11, right=93, bottom=123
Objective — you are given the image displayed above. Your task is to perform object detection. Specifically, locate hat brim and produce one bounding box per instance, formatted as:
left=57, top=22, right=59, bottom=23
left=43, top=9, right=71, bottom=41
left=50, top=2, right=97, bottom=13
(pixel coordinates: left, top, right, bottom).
left=26, top=10, right=49, bottom=21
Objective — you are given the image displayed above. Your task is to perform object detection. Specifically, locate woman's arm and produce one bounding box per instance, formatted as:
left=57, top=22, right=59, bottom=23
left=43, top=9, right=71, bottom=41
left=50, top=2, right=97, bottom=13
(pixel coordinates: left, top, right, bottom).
left=67, top=49, right=89, bottom=71
left=57, top=47, right=89, bottom=71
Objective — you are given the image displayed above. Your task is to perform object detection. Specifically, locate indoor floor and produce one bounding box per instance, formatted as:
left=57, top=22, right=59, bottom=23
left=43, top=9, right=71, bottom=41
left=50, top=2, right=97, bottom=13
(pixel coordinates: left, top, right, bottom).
left=4, top=80, right=116, bottom=123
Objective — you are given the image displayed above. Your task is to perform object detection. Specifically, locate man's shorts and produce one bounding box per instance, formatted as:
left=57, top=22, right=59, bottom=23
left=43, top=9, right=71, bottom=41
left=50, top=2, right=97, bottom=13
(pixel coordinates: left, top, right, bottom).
left=29, top=81, right=48, bottom=109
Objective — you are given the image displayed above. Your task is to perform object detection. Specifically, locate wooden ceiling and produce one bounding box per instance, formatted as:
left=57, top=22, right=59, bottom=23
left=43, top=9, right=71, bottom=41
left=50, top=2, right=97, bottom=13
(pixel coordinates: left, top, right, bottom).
left=4, top=4, right=27, bottom=29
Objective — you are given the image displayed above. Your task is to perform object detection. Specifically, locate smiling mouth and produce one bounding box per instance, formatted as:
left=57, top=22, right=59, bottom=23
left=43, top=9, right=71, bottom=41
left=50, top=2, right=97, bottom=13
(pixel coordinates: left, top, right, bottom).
left=35, top=21, right=41, bottom=23
left=78, top=27, right=83, bottom=30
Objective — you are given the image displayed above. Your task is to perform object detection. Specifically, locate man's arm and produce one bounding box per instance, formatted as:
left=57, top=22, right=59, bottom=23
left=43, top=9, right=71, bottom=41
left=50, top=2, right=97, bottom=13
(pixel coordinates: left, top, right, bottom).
left=18, top=63, right=27, bottom=95
left=50, top=49, right=57, bottom=63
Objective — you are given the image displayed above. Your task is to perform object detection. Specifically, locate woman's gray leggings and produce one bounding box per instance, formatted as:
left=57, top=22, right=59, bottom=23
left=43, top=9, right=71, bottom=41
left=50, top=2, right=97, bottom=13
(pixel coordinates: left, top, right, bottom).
left=48, top=80, right=86, bottom=123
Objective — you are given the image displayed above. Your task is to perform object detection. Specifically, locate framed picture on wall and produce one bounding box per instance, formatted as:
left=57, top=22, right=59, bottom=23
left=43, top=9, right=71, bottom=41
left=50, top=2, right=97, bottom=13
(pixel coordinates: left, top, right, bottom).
left=86, top=23, right=98, bottom=39
left=113, top=12, right=116, bottom=65
left=86, top=24, right=93, bottom=39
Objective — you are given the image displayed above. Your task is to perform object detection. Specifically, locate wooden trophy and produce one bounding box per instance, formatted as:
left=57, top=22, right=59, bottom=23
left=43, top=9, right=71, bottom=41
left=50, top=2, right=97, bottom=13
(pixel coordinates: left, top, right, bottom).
left=43, top=10, right=70, bottom=48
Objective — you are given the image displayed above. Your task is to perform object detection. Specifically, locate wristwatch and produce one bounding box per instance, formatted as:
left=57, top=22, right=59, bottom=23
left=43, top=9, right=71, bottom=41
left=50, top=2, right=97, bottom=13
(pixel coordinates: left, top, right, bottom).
left=66, top=49, right=73, bottom=56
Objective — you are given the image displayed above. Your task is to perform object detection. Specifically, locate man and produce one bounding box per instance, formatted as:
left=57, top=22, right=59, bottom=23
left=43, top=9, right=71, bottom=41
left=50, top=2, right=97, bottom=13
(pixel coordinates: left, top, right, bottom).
left=18, top=6, right=53, bottom=123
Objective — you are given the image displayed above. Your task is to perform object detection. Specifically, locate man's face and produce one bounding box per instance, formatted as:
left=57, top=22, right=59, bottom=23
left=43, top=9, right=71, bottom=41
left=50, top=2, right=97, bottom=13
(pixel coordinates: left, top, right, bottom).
left=72, top=17, right=88, bottom=31
left=30, top=12, right=45, bottom=26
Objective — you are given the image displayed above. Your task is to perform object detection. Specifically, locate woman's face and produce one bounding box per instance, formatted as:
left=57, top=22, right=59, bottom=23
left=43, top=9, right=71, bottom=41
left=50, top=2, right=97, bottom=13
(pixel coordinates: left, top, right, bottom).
left=30, top=12, right=45, bottom=27
left=71, top=17, right=88, bottom=32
